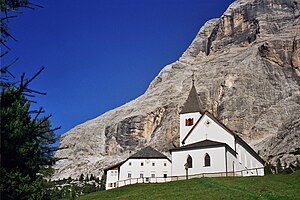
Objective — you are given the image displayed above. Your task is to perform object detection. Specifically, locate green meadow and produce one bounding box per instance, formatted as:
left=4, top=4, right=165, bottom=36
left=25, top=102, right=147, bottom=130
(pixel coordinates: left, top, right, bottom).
left=79, top=170, right=300, bottom=200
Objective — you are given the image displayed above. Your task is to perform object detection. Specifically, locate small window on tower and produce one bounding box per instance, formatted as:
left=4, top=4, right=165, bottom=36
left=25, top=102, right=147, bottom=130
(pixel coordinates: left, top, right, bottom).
left=185, top=118, right=194, bottom=126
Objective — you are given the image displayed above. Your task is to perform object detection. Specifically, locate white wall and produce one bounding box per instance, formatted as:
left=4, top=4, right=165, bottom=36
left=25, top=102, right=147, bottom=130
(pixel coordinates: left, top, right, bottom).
left=171, top=147, right=226, bottom=176
left=226, top=150, right=237, bottom=174
left=119, top=158, right=172, bottom=181
left=184, top=114, right=235, bottom=150
left=235, top=142, right=264, bottom=176
left=106, top=169, right=119, bottom=189
left=180, top=112, right=201, bottom=146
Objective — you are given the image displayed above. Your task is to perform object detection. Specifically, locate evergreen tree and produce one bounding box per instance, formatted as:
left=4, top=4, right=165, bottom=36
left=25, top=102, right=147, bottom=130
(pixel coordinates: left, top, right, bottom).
left=79, top=174, right=84, bottom=182
left=1, top=2, right=62, bottom=199
left=90, top=174, right=94, bottom=181
left=85, top=174, right=89, bottom=182
left=276, top=158, right=283, bottom=174
left=1, top=87, right=59, bottom=199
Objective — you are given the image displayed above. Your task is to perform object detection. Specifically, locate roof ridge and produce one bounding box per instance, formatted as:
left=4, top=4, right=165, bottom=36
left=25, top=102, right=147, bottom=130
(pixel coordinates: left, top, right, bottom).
left=129, top=146, right=167, bottom=159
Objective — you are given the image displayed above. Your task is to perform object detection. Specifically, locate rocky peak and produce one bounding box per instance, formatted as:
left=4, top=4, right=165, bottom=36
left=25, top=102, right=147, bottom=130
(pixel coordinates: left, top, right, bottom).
left=53, top=0, right=300, bottom=179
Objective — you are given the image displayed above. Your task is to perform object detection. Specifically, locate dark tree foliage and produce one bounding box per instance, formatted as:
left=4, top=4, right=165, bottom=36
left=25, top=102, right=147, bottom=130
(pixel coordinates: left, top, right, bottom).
left=79, top=174, right=84, bottom=182
left=1, top=1, right=61, bottom=199
left=1, top=0, right=42, bottom=48
left=0, top=85, right=59, bottom=199
left=276, top=158, right=283, bottom=174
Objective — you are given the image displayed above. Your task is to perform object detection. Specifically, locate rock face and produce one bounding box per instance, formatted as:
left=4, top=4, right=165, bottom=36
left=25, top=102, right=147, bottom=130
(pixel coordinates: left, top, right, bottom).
left=53, top=0, right=300, bottom=179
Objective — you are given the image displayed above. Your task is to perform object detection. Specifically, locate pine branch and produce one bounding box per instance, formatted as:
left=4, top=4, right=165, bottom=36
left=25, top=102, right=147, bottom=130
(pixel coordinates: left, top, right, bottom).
left=23, top=87, right=47, bottom=95
left=0, top=15, right=17, bottom=21
left=0, top=51, right=8, bottom=57
left=38, top=126, right=61, bottom=136
left=36, top=115, right=52, bottom=127
left=0, top=57, right=19, bottom=78
left=28, top=2, right=43, bottom=9
left=24, top=93, right=35, bottom=98
left=33, top=107, right=44, bottom=121
left=23, top=66, right=45, bottom=88
left=0, top=40, right=11, bottom=50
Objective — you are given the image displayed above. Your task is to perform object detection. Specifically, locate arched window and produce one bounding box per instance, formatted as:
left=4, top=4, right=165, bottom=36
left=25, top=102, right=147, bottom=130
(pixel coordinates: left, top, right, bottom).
left=204, top=153, right=210, bottom=167
left=185, top=118, right=194, bottom=126
left=187, top=155, right=193, bottom=168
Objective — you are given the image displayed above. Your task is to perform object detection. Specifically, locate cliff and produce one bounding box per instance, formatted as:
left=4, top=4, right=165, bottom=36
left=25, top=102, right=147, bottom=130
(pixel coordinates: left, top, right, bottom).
left=53, top=0, right=300, bottom=179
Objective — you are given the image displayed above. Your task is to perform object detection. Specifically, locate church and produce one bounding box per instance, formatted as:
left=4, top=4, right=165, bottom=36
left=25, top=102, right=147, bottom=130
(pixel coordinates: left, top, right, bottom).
left=170, top=82, right=264, bottom=178
left=104, top=81, right=264, bottom=189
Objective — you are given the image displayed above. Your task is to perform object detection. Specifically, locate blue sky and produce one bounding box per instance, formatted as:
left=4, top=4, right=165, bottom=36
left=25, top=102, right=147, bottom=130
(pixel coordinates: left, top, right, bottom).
left=3, top=0, right=234, bottom=138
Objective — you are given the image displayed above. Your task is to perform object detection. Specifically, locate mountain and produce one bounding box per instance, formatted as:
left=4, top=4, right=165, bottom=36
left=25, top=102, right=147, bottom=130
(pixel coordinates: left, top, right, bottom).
left=53, top=0, right=300, bottom=179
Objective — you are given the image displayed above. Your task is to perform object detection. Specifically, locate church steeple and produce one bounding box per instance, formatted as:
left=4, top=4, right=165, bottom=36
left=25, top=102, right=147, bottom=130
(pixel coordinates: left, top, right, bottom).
left=179, top=79, right=203, bottom=114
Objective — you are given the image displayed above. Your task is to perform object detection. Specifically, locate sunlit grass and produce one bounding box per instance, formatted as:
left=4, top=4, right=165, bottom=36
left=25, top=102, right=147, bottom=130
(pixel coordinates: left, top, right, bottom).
left=79, top=170, right=300, bottom=200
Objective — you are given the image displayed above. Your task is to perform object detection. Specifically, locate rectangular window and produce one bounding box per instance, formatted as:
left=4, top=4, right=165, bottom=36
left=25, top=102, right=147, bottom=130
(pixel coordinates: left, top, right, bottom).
left=151, top=173, right=155, bottom=178
left=128, top=173, right=131, bottom=178
left=163, top=174, right=167, bottom=178
left=129, top=162, right=132, bottom=166
left=146, top=177, right=149, bottom=182
left=141, top=162, right=144, bottom=166
left=185, top=118, right=194, bottom=126
left=109, top=183, right=113, bottom=187
left=140, top=173, right=144, bottom=178
left=114, top=183, right=116, bottom=187
left=152, top=162, right=155, bottom=166
left=164, top=162, right=167, bottom=166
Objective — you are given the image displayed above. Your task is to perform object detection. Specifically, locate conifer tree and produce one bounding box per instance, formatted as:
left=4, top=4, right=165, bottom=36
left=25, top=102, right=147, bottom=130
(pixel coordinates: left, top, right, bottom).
left=79, top=174, right=84, bottom=182
left=1, top=85, right=59, bottom=199
left=1, top=1, right=60, bottom=199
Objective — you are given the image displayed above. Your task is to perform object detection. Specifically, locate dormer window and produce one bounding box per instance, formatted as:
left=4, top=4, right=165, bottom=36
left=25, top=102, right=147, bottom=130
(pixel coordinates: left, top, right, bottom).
left=185, top=118, right=194, bottom=126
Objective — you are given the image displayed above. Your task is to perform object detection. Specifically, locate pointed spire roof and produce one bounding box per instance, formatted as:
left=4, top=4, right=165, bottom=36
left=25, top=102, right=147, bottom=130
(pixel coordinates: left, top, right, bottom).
left=179, top=83, right=203, bottom=114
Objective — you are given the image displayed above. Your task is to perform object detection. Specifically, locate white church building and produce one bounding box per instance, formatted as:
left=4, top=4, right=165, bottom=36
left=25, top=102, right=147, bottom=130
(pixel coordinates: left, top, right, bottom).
left=104, top=82, right=264, bottom=189
left=171, top=83, right=264, bottom=178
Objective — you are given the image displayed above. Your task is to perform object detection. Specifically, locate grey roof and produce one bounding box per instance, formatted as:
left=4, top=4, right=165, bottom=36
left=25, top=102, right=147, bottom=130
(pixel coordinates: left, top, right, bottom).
left=129, top=146, right=168, bottom=159
left=170, top=140, right=226, bottom=152
left=180, top=84, right=203, bottom=114
left=103, top=160, right=126, bottom=172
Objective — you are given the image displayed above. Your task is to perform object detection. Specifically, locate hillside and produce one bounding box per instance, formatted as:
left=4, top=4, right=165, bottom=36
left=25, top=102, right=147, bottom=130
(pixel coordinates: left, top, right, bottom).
left=54, top=0, right=300, bottom=179
left=79, top=171, right=300, bottom=200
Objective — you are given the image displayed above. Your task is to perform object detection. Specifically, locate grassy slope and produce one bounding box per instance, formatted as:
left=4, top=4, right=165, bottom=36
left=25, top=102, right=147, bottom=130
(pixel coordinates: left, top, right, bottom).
left=79, top=171, right=300, bottom=200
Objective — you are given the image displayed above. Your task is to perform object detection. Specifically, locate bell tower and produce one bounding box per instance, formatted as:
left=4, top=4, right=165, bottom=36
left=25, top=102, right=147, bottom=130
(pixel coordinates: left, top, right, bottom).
left=179, top=79, right=203, bottom=146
